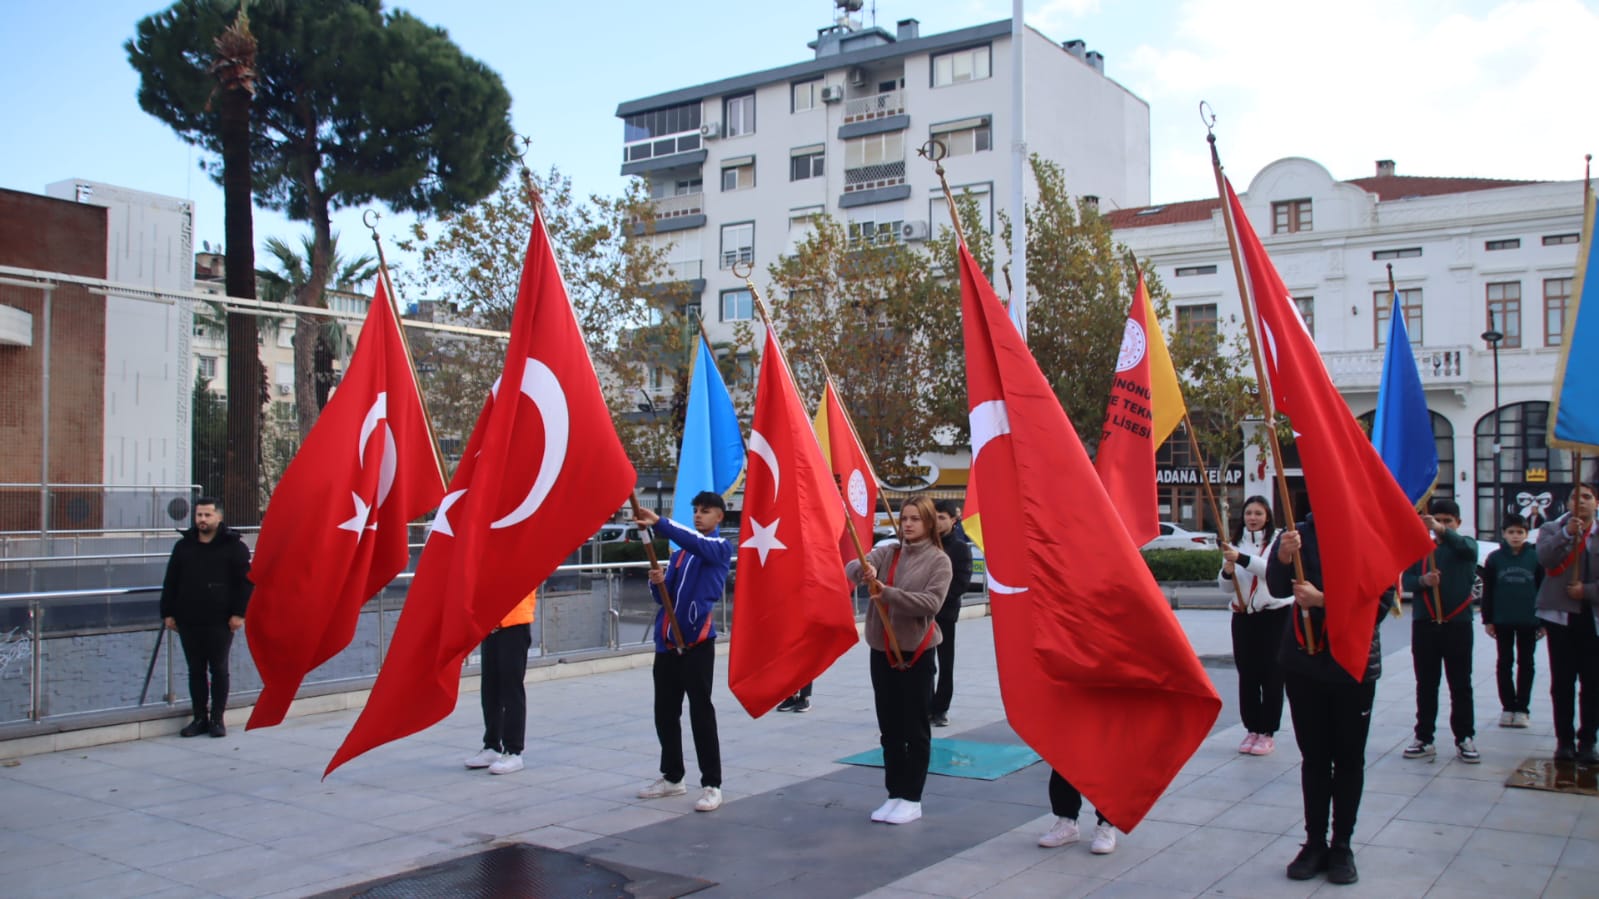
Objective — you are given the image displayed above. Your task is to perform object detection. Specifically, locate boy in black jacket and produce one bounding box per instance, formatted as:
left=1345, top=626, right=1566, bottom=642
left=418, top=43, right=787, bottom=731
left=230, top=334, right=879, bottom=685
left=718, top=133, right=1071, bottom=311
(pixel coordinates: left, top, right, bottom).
left=1401, top=499, right=1480, bottom=764
left=929, top=500, right=971, bottom=727
left=1481, top=513, right=1543, bottom=728
left=159, top=498, right=252, bottom=738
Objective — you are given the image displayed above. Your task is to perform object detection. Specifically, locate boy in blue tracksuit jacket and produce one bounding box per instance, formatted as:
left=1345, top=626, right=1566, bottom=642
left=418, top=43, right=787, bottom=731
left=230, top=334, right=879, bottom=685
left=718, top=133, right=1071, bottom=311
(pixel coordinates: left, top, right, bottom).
left=632, top=491, right=732, bottom=812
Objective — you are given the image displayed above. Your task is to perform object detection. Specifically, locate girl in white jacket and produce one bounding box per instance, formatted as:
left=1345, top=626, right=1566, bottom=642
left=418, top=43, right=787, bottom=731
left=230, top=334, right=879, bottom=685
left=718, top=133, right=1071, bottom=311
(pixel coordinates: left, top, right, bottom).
left=1220, top=495, right=1294, bottom=756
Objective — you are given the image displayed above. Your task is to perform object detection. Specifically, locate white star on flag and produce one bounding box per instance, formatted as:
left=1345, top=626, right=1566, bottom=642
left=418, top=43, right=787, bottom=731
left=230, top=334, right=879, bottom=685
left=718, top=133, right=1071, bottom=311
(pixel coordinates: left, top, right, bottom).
left=740, top=517, right=787, bottom=565
left=336, top=492, right=375, bottom=534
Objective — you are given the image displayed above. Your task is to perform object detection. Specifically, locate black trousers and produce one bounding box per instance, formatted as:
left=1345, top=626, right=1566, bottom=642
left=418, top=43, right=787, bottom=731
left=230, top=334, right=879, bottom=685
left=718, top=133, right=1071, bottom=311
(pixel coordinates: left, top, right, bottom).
left=1048, top=769, right=1109, bottom=826
left=1494, top=625, right=1539, bottom=715
left=1412, top=618, right=1475, bottom=744
left=929, top=612, right=958, bottom=715
left=1231, top=607, right=1290, bottom=735
left=870, top=648, right=935, bottom=802
left=653, top=640, right=721, bottom=787
left=1285, top=671, right=1376, bottom=847
left=1545, top=611, right=1599, bottom=746
left=480, top=624, right=531, bottom=755
left=177, top=624, right=233, bottom=722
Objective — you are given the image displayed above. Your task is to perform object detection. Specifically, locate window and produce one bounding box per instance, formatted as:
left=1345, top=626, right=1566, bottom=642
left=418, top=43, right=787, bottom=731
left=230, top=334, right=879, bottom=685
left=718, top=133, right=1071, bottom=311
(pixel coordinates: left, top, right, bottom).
left=847, top=219, right=902, bottom=249
left=720, top=157, right=754, bottom=191
left=1372, top=247, right=1422, bottom=260
left=1486, top=238, right=1520, bottom=251
left=930, top=183, right=994, bottom=237
left=844, top=132, right=904, bottom=168
left=720, top=288, right=753, bottom=322
left=1174, top=265, right=1217, bottom=277
left=931, top=117, right=991, bottom=157
left=1545, top=277, right=1572, bottom=346
left=1271, top=198, right=1312, bottom=234
left=197, top=355, right=217, bottom=379
left=649, top=176, right=702, bottom=199
left=719, top=222, right=753, bottom=269
left=1486, top=282, right=1522, bottom=349
left=1175, top=303, right=1218, bottom=335
left=789, top=146, right=824, bottom=181
left=792, top=79, right=820, bottom=113
left=622, top=102, right=702, bottom=162
left=932, top=45, right=991, bottom=86
left=1293, top=296, right=1315, bottom=337
left=787, top=206, right=822, bottom=254
left=648, top=366, right=664, bottom=390
left=1543, top=233, right=1580, bottom=246
left=724, top=93, right=755, bottom=137
left=1374, top=288, right=1423, bottom=347
left=274, top=362, right=294, bottom=393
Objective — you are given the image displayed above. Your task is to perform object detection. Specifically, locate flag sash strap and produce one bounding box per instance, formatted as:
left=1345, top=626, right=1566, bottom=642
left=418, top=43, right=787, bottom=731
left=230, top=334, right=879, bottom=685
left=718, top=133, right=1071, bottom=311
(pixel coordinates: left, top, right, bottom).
left=879, top=548, right=935, bottom=670
left=1548, top=522, right=1593, bottom=577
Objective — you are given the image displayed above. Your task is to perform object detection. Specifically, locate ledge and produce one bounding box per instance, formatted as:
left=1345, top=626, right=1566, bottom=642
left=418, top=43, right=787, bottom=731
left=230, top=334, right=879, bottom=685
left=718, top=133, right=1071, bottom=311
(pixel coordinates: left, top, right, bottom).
left=839, top=184, right=912, bottom=208
left=838, top=114, right=911, bottom=141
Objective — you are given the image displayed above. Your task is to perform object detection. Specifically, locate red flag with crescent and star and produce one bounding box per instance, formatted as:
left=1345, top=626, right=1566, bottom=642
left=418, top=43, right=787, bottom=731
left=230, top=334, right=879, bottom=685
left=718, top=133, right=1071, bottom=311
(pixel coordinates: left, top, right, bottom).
left=959, top=243, right=1219, bottom=831
left=246, top=278, right=445, bottom=730
left=812, top=376, right=878, bottom=563
left=728, top=328, right=859, bottom=717
left=326, top=210, right=636, bottom=775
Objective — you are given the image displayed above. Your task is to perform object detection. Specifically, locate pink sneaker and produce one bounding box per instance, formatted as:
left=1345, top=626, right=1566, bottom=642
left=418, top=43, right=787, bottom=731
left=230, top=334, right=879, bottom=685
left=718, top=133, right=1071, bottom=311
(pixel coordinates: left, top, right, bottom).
left=1239, top=733, right=1259, bottom=754
left=1250, top=735, right=1276, bottom=756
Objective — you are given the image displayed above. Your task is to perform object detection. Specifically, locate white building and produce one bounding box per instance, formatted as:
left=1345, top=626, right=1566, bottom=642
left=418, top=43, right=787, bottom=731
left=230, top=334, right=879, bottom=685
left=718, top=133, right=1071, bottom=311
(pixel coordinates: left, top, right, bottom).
left=1107, top=157, right=1582, bottom=541
left=615, top=13, right=1150, bottom=397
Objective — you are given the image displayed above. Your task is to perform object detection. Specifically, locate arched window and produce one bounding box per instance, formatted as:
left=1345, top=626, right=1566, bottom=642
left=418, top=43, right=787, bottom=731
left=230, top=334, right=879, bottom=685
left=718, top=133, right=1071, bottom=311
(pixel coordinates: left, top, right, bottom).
left=1475, top=401, right=1578, bottom=540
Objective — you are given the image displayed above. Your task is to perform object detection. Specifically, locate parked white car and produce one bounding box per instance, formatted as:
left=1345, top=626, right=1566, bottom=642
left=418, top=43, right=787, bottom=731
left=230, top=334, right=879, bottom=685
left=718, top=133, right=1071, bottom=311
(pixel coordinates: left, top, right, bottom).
left=1141, top=522, right=1219, bottom=551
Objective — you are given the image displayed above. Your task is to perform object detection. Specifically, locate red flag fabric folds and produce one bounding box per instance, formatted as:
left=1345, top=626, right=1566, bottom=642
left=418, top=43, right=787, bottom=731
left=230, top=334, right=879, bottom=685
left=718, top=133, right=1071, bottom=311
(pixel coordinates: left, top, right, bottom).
left=728, top=329, right=859, bottom=717
left=814, top=378, right=878, bottom=563
left=247, top=280, right=444, bottom=729
left=1225, top=180, right=1433, bottom=678
left=1094, top=273, right=1163, bottom=547
left=326, top=212, right=636, bottom=774
left=959, top=244, right=1219, bottom=830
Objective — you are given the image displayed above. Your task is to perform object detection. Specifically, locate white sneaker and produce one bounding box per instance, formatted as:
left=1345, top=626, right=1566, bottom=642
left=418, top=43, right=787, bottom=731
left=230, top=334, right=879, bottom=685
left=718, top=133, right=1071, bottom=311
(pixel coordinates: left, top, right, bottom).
left=871, top=798, right=901, bottom=822
left=637, top=778, right=687, bottom=799
left=464, top=748, right=500, bottom=769
left=885, top=800, right=922, bottom=825
left=1091, top=823, right=1117, bottom=854
left=488, top=753, right=523, bottom=775
left=1038, top=816, right=1081, bottom=848
left=694, top=786, right=723, bottom=812
left=1499, top=711, right=1516, bottom=728
left=1513, top=712, right=1531, bottom=728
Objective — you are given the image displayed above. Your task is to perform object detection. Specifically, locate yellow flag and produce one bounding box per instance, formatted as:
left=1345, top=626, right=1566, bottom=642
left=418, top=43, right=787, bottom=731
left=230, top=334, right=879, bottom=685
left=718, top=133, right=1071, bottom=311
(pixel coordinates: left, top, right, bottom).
left=1142, top=280, right=1186, bottom=446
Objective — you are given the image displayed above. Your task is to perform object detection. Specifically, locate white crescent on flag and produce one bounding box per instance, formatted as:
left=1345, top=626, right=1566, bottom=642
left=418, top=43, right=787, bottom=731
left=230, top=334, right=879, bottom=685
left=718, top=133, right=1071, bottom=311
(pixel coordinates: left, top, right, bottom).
left=968, top=399, right=1026, bottom=596
left=747, top=429, right=781, bottom=501
left=492, top=359, right=570, bottom=530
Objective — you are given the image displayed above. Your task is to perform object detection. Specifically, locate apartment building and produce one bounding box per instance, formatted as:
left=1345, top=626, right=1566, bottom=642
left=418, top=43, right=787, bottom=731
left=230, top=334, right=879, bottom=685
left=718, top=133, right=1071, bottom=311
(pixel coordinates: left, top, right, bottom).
left=1107, top=157, right=1583, bottom=540
left=615, top=13, right=1151, bottom=401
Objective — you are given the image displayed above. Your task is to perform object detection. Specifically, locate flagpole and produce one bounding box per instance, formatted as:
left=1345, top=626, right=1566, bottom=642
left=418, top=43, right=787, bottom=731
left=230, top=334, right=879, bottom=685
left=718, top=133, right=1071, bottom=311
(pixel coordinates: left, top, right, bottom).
left=1206, top=116, right=1316, bottom=653
left=629, top=490, right=688, bottom=654
left=363, top=211, right=450, bottom=490
left=815, top=356, right=901, bottom=538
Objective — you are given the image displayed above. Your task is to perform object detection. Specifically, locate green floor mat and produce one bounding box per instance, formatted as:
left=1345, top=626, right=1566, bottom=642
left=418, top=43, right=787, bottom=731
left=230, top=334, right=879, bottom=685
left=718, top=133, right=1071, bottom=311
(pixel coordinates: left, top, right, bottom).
left=838, top=738, right=1042, bottom=780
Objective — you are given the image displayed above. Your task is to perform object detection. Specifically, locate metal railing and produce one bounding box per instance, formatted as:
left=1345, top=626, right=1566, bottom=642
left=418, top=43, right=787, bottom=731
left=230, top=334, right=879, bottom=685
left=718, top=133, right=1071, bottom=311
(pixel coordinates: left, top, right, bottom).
left=0, top=483, right=201, bottom=537
left=651, top=192, right=704, bottom=220
left=844, top=160, right=907, bottom=192
left=661, top=259, right=704, bottom=281
left=844, top=89, right=905, bottom=122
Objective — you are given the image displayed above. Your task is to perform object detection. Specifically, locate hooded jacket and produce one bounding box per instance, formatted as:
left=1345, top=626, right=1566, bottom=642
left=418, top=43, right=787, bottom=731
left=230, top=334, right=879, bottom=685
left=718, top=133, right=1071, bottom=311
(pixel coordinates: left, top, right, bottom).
left=1265, top=516, right=1391, bottom=686
left=648, top=516, right=732, bottom=652
left=159, top=524, right=252, bottom=626
left=1402, top=525, right=1478, bottom=625
left=1536, top=513, right=1599, bottom=621
left=847, top=538, right=951, bottom=658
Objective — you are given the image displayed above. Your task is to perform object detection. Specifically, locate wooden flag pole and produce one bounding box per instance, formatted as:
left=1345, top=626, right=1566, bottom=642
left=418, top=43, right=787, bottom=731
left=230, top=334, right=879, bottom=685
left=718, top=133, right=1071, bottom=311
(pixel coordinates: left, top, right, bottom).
left=1206, top=117, right=1315, bottom=653
left=629, top=490, right=687, bottom=654
left=1179, top=411, right=1247, bottom=612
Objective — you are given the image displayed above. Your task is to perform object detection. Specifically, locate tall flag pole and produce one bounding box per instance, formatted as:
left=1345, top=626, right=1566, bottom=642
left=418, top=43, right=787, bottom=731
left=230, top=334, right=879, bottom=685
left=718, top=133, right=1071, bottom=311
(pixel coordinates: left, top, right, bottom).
left=925, top=140, right=1219, bottom=831
left=1008, top=0, right=1028, bottom=341
left=1208, top=118, right=1433, bottom=679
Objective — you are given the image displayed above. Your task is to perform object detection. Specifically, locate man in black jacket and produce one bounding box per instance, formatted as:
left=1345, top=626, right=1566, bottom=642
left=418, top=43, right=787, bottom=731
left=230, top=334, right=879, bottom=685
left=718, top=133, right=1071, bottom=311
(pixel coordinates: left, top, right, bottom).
left=929, top=500, right=972, bottom=727
left=160, top=498, right=252, bottom=738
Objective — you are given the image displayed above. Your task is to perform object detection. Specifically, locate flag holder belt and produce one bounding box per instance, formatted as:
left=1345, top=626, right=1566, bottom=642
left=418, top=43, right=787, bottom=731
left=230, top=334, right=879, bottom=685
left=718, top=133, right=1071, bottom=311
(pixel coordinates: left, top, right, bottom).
left=1419, top=593, right=1470, bottom=624
left=880, top=548, right=937, bottom=670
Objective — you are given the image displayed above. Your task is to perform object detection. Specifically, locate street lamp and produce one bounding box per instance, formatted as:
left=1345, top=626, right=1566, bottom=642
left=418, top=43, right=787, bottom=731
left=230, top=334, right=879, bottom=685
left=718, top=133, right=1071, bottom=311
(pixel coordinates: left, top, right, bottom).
left=1481, top=312, right=1504, bottom=533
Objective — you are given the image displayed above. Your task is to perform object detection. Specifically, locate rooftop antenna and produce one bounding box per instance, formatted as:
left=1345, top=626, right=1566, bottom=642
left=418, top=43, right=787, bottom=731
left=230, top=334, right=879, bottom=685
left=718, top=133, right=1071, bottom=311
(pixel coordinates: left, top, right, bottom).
left=833, top=0, right=863, bottom=30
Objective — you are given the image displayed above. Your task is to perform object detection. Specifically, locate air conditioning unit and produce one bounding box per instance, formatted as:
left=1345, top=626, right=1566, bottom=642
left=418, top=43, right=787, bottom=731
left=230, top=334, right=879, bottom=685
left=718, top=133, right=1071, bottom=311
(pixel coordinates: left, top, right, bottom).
left=900, top=220, right=930, bottom=241
left=276, top=383, right=291, bottom=395
left=700, top=121, right=721, bottom=139
left=820, top=85, right=845, bottom=103
left=847, top=67, right=867, bottom=86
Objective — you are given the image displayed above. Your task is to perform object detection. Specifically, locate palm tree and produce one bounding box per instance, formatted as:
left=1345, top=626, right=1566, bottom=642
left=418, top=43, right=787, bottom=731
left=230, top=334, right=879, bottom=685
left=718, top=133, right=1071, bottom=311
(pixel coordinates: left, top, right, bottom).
left=257, top=232, right=380, bottom=419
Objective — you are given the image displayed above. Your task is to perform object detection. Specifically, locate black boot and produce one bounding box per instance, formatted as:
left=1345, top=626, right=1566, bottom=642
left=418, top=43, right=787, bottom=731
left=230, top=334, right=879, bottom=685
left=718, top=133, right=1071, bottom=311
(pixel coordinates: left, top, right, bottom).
left=1286, top=841, right=1329, bottom=880
left=180, top=718, right=208, bottom=738
left=1578, top=742, right=1599, bottom=765
left=1326, top=845, right=1359, bottom=885
left=208, top=719, right=227, bottom=738
left=1555, top=741, right=1577, bottom=761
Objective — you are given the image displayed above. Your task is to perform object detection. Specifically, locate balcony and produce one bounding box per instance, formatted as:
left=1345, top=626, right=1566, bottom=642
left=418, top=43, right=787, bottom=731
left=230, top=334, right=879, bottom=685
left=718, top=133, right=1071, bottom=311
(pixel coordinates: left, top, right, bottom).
left=844, top=89, right=905, bottom=123
left=844, top=160, right=906, bottom=192
left=1322, top=345, right=1472, bottom=394
left=651, top=192, right=703, bottom=220
left=661, top=259, right=703, bottom=281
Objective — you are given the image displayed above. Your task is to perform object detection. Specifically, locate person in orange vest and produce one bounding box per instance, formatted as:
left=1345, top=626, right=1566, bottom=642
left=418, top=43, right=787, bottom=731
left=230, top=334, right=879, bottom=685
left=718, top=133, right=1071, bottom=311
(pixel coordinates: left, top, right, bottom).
left=464, top=589, right=536, bottom=775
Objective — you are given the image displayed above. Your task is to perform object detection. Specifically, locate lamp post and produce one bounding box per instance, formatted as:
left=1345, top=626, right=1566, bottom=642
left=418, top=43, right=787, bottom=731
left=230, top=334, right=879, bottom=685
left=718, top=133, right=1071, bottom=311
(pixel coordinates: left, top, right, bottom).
left=1481, top=312, right=1504, bottom=534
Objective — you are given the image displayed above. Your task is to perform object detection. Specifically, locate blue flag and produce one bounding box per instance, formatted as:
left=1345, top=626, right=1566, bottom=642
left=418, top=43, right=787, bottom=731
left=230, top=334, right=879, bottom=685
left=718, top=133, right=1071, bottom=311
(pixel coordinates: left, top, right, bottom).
left=671, top=337, right=745, bottom=532
left=1550, top=186, right=1599, bottom=452
left=1372, top=296, right=1438, bottom=504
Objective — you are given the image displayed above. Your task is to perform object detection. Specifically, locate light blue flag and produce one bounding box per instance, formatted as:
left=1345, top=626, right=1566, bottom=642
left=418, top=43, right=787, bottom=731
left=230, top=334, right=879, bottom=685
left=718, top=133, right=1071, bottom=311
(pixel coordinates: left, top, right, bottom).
left=671, top=337, right=745, bottom=535
left=1550, top=187, right=1599, bottom=452
left=1372, top=296, right=1438, bottom=504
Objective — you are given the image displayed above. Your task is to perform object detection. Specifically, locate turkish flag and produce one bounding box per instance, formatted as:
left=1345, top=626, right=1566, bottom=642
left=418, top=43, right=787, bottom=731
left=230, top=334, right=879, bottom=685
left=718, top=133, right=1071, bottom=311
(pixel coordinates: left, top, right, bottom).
left=813, top=377, right=878, bottom=563
left=326, top=211, right=636, bottom=775
left=1226, top=179, right=1432, bottom=677
left=728, top=329, right=859, bottom=717
left=1094, top=273, right=1163, bottom=547
left=960, top=244, right=1219, bottom=830
left=246, top=279, right=444, bottom=730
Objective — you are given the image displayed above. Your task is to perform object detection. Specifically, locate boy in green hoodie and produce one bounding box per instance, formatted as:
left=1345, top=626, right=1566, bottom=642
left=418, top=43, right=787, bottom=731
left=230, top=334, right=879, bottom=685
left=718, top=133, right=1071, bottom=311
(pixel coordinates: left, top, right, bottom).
left=1481, top=513, right=1544, bottom=728
left=1402, top=499, right=1480, bottom=763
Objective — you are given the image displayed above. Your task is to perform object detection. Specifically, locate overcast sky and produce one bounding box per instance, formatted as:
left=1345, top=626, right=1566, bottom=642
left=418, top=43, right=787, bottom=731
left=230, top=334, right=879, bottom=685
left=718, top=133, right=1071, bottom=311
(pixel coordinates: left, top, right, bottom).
left=3, top=0, right=1596, bottom=277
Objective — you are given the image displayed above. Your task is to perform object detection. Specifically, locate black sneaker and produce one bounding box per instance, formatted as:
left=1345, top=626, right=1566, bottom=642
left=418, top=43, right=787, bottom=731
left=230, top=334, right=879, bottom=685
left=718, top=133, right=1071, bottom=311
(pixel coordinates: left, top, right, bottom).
left=1578, top=743, right=1599, bottom=765
left=792, top=698, right=811, bottom=713
left=1286, top=841, right=1329, bottom=880
left=1326, top=846, right=1358, bottom=885
left=775, top=696, right=800, bottom=713
left=1555, top=742, right=1577, bottom=761
left=209, top=720, right=227, bottom=738
left=179, top=719, right=209, bottom=738
left=929, top=712, right=949, bottom=727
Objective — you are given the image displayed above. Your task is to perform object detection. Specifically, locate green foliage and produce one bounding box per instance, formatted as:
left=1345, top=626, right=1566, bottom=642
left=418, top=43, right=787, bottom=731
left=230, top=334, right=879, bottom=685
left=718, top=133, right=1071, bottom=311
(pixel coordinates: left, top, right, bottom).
left=1140, top=549, right=1224, bottom=582
left=192, top=374, right=228, bottom=497
left=259, top=401, right=301, bottom=506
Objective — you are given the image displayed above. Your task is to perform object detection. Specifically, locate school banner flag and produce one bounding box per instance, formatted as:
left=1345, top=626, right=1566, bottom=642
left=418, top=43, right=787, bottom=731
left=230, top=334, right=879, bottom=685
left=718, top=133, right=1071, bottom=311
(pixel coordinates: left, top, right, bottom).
left=1550, top=184, right=1599, bottom=452
left=1372, top=295, right=1439, bottom=504
left=812, top=377, right=878, bottom=562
